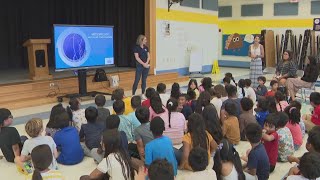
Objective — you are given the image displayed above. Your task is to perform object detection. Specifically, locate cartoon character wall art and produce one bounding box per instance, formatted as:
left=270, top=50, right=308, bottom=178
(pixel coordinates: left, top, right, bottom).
left=225, top=33, right=243, bottom=51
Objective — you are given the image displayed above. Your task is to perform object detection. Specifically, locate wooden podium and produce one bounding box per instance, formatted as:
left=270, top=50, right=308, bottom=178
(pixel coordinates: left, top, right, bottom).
left=23, top=39, right=52, bottom=80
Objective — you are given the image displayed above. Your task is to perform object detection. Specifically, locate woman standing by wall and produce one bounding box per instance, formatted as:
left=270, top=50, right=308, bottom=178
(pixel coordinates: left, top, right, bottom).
left=249, top=35, right=264, bottom=88
left=132, top=35, right=150, bottom=95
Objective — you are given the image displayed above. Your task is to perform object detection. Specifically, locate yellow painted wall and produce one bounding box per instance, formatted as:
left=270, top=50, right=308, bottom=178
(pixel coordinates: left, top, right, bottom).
left=156, top=8, right=218, bottom=25
left=219, top=19, right=314, bottom=34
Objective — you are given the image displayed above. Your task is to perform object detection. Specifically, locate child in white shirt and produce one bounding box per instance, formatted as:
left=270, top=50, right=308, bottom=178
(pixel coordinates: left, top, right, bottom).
left=245, top=79, right=256, bottom=103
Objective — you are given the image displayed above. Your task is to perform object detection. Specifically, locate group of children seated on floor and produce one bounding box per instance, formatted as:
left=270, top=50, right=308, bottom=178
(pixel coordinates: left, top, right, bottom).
left=1, top=72, right=320, bottom=180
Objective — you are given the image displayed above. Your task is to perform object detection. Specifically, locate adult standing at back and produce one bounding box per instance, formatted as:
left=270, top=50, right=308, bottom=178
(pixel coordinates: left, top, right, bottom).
left=132, top=35, right=150, bottom=95
left=249, top=35, right=264, bottom=88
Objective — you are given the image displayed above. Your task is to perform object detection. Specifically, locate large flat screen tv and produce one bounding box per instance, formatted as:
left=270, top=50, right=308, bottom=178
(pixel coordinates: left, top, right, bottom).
left=54, top=25, right=114, bottom=71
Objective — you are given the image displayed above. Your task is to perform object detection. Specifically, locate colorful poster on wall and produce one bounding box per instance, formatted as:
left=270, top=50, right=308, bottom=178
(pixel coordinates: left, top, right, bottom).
left=222, top=33, right=258, bottom=56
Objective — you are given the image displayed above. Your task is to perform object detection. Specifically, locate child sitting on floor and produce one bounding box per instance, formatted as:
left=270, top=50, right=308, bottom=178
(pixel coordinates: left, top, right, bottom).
left=199, top=77, right=213, bottom=93
left=127, top=95, right=142, bottom=130
left=26, top=145, right=64, bottom=180
left=0, top=108, right=22, bottom=163
left=145, top=117, right=178, bottom=176
left=95, top=94, right=110, bottom=127
left=245, top=79, right=256, bottom=103
left=289, top=100, right=306, bottom=137
left=255, top=98, right=270, bottom=128
left=135, top=159, right=174, bottom=180
left=275, top=91, right=289, bottom=112
left=214, top=84, right=228, bottom=102
left=165, top=98, right=186, bottom=145
left=134, top=106, right=153, bottom=161
left=67, top=97, right=86, bottom=132
left=209, top=88, right=223, bottom=118
left=285, top=106, right=303, bottom=151
left=187, top=90, right=197, bottom=113
left=242, top=123, right=270, bottom=179
left=287, top=152, right=320, bottom=180
left=222, top=102, right=240, bottom=145
left=237, top=79, right=246, bottom=99
left=157, top=83, right=170, bottom=106
left=142, top=87, right=156, bottom=108
left=18, top=118, right=58, bottom=170
left=170, top=82, right=181, bottom=100
left=46, top=104, right=66, bottom=138
left=149, top=93, right=168, bottom=122
left=223, top=77, right=231, bottom=87
left=213, top=139, right=245, bottom=180
left=265, top=80, right=278, bottom=97
left=53, top=112, right=84, bottom=165
left=112, top=88, right=134, bottom=115
left=81, top=129, right=134, bottom=180
left=239, top=97, right=256, bottom=140
left=303, top=92, right=320, bottom=132
left=255, top=76, right=268, bottom=100
left=188, top=79, right=200, bottom=99
left=276, top=112, right=294, bottom=162
left=287, top=126, right=320, bottom=176
left=185, top=147, right=217, bottom=180
left=113, top=100, right=135, bottom=142
left=262, top=113, right=279, bottom=173
left=178, top=93, right=193, bottom=120
left=179, top=113, right=217, bottom=171
left=79, top=107, right=104, bottom=163
left=225, top=72, right=237, bottom=86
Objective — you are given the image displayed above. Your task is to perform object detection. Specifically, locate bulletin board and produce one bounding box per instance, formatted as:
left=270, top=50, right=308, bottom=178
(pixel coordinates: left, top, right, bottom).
left=222, top=33, right=259, bottom=56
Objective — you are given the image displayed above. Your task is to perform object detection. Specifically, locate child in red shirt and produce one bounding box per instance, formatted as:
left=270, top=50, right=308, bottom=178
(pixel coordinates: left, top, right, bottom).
left=265, top=80, right=278, bottom=97
left=304, top=92, right=320, bottom=132
left=142, top=88, right=156, bottom=108
left=262, top=113, right=279, bottom=173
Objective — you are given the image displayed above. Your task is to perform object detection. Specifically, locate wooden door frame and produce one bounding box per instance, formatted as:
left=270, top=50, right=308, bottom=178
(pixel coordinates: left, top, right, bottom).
left=145, top=0, right=156, bottom=75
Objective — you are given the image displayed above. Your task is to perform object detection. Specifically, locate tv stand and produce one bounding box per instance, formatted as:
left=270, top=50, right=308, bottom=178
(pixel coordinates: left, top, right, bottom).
left=57, top=69, right=111, bottom=102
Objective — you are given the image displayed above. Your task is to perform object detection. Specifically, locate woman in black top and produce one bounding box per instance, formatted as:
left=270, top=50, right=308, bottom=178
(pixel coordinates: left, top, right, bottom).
left=286, top=55, right=319, bottom=101
left=132, top=35, right=150, bottom=95
left=275, top=50, right=297, bottom=86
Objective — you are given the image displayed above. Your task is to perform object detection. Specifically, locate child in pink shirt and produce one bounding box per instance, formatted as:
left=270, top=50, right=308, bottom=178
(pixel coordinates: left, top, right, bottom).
left=275, top=91, right=289, bottom=112
left=149, top=95, right=168, bottom=122
left=285, top=106, right=303, bottom=150
left=165, top=99, right=186, bottom=145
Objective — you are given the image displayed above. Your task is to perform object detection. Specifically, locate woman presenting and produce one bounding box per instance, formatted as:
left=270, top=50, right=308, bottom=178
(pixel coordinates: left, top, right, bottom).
left=132, top=35, right=150, bottom=95
left=286, top=56, right=319, bottom=101
left=248, top=35, right=264, bottom=88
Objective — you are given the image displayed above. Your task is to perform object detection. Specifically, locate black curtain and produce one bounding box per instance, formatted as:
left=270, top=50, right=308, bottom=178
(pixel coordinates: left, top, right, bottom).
left=0, top=0, right=145, bottom=69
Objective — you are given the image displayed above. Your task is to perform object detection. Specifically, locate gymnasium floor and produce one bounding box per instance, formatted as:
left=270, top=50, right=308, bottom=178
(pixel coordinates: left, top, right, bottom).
left=0, top=67, right=312, bottom=180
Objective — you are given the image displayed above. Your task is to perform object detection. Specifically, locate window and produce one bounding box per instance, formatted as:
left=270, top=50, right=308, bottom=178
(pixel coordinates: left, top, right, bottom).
left=180, top=0, right=200, bottom=8
left=241, top=4, right=263, bottom=16
left=274, top=2, right=298, bottom=16
left=311, top=1, right=320, bottom=15
left=219, top=6, right=232, bottom=17
left=202, top=0, right=218, bottom=11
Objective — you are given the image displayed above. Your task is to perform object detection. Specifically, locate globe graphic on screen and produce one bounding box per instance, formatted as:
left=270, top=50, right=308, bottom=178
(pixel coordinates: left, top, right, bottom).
left=63, top=33, right=86, bottom=62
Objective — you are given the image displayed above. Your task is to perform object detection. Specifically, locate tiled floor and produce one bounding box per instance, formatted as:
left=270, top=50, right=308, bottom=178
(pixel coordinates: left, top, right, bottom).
left=0, top=67, right=313, bottom=180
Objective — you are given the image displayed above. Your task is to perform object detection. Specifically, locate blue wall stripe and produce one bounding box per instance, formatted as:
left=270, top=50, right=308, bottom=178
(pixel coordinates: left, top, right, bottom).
left=218, top=60, right=250, bottom=68
left=156, top=65, right=213, bottom=75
